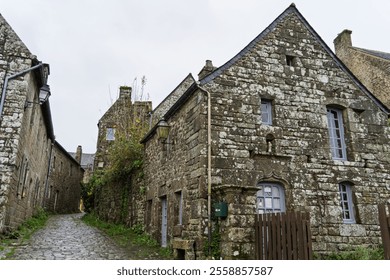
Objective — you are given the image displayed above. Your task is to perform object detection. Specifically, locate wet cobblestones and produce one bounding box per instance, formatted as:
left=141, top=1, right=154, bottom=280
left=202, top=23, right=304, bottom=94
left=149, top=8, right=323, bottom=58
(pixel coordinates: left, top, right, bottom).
left=6, top=213, right=134, bottom=260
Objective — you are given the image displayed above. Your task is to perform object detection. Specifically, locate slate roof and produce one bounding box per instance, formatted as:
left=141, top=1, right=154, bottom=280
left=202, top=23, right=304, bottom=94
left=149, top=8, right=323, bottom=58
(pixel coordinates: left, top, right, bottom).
left=69, top=152, right=95, bottom=169
left=198, top=3, right=389, bottom=114
left=141, top=3, right=390, bottom=144
left=353, top=47, right=390, bottom=61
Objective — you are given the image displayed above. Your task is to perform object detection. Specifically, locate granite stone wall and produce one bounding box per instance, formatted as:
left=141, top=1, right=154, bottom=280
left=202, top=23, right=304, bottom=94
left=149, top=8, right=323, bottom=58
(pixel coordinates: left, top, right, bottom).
left=334, top=29, right=390, bottom=108
left=142, top=8, right=390, bottom=259
left=45, top=143, right=84, bottom=213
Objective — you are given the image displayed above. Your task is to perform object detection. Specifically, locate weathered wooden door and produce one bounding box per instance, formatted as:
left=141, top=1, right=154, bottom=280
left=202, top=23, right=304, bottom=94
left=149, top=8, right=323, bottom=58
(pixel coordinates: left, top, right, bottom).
left=161, top=197, right=168, bottom=247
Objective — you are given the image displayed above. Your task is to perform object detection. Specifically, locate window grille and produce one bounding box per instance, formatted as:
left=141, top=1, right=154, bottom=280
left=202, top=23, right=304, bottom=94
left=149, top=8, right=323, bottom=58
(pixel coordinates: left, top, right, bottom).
left=261, top=100, right=272, bottom=125
left=256, top=182, right=285, bottom=214
left=339, top=182, right=355, bottom=223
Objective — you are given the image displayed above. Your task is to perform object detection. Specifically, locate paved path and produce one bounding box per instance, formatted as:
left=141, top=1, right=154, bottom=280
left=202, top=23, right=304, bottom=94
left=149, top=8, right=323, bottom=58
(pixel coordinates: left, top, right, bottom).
left=9, top=213, right=133, bottom=260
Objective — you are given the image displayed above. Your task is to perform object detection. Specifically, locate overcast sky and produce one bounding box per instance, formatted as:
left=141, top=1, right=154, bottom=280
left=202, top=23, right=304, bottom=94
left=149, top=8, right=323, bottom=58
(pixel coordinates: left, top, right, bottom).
left=1, top=0, right=389, bottom=154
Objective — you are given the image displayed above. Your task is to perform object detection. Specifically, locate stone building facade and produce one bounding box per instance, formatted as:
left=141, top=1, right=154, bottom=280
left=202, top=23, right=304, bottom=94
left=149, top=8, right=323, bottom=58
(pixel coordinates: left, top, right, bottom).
left=0, top=13, right=83, bottom=233
left=334, top=30, right=390, bottom=108
left=141, top=4, right=390, bottom=259
left=45, top=142, right=84, bottom=213
left=92, top=85, right=152, bottom=225
left=94, top=86, right=152, bottom=170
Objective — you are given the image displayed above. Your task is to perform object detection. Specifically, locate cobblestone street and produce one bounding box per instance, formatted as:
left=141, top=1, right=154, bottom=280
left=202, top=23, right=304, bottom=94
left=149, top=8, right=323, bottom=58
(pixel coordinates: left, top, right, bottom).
left=5, top=213, right=137, bottom=260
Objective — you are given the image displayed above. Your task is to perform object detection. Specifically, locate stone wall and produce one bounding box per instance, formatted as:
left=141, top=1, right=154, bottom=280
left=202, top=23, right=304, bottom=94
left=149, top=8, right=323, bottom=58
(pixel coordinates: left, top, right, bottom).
left=45, top=142, right=84, bottom=213
left=143, top=89, right=208, bottom=259
left=92, top=86, right=152, bottom=226
left=94, top=169, right=145, bottom=227
left=0, top=14, right=83, bottom=233
left=334, top=30, right=390, bottom=108
left=94, top=86, right=152, bottom=170
left=0, top=13, right=52, bottom=232
left=142, top=6, right=390, bottom=259
left=201, top=11, right=390, bottom=258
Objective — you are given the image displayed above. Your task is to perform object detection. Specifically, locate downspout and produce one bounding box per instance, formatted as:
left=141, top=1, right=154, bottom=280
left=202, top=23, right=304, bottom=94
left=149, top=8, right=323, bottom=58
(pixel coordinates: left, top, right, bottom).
left=207, top=88, right=212, bottom=257
left=0, top=63, right=46, bottom=123
left=198, top=84, right=212, bottom=256
left=43, top=140, right=55, bottom=209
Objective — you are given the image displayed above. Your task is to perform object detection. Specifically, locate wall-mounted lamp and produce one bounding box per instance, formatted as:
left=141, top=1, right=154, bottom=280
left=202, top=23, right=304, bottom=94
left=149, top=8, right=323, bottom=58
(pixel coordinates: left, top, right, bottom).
left=156, top=119, right=170, bottom=141
left=25, top=84, right=51, bottom=109
left=0, top=62, right=50, bottom=123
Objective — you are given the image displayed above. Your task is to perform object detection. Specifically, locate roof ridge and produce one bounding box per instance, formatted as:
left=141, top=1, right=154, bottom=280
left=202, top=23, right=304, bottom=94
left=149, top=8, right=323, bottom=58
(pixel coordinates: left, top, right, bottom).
left=199, top=4, right=297, bottom=85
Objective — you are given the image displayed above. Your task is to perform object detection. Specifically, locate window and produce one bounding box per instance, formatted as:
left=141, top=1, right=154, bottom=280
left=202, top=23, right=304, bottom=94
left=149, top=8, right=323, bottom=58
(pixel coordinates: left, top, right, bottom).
left=286, top=55, right=296, bottom=66
left=176, top=191, right=183, bottom=225
left=339, top=182, right=355, bottom=224
left=106, top=127, right=115, bottom=141
left=326, top=107, right=346, bottom=160
left=256, top=182, right=285, bottom=213
left=261, top=100, right=272, bottom=125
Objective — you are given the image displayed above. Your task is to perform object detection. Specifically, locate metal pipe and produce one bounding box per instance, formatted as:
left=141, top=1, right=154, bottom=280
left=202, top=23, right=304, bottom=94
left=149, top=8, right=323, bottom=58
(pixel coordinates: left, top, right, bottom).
left=0, top=63, right=45, bottom=123
left=207, top=87, right=212, bottom=257
left=197, top=84, right=212, bottom=256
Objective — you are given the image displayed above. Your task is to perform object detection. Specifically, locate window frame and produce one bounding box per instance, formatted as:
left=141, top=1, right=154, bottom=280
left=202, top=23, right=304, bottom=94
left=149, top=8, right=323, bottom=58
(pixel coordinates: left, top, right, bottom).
left=326, top=107, right=347, bottom=160
left=106, top=127, right=116, bottom=141
left=256, top=182, right=285, bottom=214
left=261, top=99, right=273, bottom=125
left=338, top=182, right=356, bottom=224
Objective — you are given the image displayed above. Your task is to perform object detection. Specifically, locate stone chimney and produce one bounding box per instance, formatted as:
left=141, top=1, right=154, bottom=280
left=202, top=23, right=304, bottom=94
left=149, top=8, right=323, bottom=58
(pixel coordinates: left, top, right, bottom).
left=75, top=145, right=82, bottom=165
left=198, top=60, right=217, bottom=80
left=119, top=86, right=132, bottom=99
left=334, top=29, right=352, bottom=55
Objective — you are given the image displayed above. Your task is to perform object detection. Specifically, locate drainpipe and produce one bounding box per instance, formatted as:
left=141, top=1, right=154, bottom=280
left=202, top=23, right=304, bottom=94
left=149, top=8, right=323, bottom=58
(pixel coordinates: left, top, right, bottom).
left=0, top=62, right=47, bottom=123
left=43, top=140, right=55, bottom=209
left=198, top=84, right=212, bottom=256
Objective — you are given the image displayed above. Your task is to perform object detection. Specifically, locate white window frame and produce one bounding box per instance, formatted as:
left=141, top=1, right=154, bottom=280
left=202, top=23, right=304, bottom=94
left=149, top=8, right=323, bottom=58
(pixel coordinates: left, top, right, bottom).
left=256, top=182, right=285, bottom=214
left=261, top=100, right=272, bottom=125
left=326, top=107, right=347, bottom=160
left=339, top=182, right=355, bottom=224
left=106, top=127, right=115, bottom=141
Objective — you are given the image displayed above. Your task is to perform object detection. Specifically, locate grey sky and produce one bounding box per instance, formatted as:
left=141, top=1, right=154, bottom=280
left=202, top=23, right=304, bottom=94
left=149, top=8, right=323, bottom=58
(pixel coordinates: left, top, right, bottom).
left=1, top=0, right=389, bottom=153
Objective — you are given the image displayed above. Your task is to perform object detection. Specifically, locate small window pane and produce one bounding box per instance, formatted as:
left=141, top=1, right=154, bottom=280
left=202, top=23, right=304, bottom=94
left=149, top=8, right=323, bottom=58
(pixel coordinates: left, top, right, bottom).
left=106, top=128, right=115, bottom=141
left=261, top=100, right=272, bottom=125
left=339, top=183, right=355, bottom=223
left=327, top=108, right=346, bottom=160
left=256, top=182, right=285, bottom=213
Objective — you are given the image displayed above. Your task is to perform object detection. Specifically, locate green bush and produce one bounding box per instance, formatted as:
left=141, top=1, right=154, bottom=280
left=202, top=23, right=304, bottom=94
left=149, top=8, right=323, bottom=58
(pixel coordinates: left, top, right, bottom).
left=321, top=246, right=384, bottom=260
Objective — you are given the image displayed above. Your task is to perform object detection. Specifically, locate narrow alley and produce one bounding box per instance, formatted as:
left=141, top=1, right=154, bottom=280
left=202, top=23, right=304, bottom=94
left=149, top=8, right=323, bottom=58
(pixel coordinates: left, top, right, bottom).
left=7, top=213, right=135, bottom=260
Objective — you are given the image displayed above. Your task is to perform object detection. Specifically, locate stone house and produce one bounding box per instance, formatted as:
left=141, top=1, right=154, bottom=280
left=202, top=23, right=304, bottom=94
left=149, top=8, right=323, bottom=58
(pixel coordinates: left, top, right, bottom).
left=94, top=86, right=152, bottom=171
left=141, top=4, right=390, bottom=259
left=334, top=29, right=390, bottom=108
left=92, top=85, right=152, bottom=225
left=45, top=142, right=84, bottom=213
left=69, top=145, right=95, bottom=184
left=0, top=13, right=83, bottom=233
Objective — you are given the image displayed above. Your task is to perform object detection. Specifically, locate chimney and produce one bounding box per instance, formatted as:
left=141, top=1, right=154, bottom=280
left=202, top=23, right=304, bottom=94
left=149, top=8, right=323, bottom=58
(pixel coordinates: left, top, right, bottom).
left=119, top=86, right=132, bottom=99
left=334, top=29, right=352, bottom=55
left=198, top=60, right=217, bottom=80
left=75, top=145, right=82, bottom=165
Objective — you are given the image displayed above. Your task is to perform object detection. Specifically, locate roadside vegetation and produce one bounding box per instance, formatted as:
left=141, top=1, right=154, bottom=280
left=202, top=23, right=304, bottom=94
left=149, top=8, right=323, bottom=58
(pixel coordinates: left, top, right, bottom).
left=0, top=208, right=49, bottom=259
left=81, top=212, right=172, bottom=259
left=316, top=246, right=385, bottom=260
